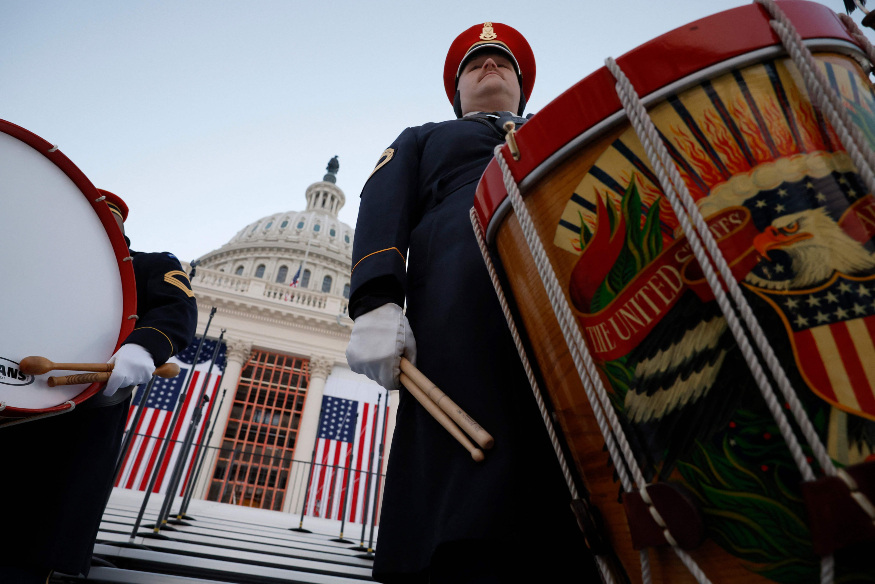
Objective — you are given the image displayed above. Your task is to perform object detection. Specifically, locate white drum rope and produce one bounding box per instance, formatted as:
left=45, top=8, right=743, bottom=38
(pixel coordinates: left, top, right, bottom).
left=0, top=400, right=76, bottom=428
left=758, top=0, right=875, bottom=545
left=489, top=151, right=637, bottom=495
left=469, top=209, right=581, bottom=500
left=469, top=208, right=617, bottom=584
left=602, top=5, right=875, bottom=573
left=605, top=51, right=841, bottom=583
left=604, top=56, right=821, bottom=482
left=492, top=145, right=713, bottom=584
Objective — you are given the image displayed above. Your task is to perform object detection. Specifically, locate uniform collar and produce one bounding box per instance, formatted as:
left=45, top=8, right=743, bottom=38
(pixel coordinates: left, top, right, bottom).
left=463, top=111, right=516, bottom=118
left=459, top=111, right=528, bottom=139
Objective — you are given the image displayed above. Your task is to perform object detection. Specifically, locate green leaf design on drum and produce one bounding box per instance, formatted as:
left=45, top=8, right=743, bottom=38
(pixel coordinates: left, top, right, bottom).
left=590, top=177, right=664, bottom=313
left=676, top=405, right=874, bottom=583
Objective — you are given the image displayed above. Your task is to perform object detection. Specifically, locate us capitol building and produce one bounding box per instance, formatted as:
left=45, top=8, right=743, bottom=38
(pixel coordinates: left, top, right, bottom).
left=180, top=158, right=394, bottom=515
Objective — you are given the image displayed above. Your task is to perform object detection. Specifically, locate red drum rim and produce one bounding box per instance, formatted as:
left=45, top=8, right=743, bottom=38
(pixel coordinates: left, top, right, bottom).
left=0, top=119, right=137, bottom=416
left=473, top=0, right=862, bottom=242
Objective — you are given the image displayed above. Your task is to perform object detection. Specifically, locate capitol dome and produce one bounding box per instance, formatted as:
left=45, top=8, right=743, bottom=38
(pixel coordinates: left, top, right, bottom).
left=195, top=157, right=354, bottom=300
left=161, top=156, right=396, bottom=521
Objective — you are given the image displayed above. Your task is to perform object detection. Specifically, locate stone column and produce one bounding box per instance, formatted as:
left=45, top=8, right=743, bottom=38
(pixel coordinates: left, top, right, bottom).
left=283, top=354, right=333, bottom=514
left=190, top=338, right=252, bottom=501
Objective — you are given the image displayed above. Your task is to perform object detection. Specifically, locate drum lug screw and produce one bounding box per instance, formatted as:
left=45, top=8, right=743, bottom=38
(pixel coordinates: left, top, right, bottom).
left=503, top=121, right=521, bottom=161
left=95, top=195, right=106, bottom=203
left=48, top=144, right=59, bottom=153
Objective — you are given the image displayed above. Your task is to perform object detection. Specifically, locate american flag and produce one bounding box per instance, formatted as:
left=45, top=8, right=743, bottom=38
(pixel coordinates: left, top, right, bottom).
left=114, top=337, right=226, bottom=495
left=305, top=393, right=389, bottom=522
left=290, top=265, right=301, bottom=288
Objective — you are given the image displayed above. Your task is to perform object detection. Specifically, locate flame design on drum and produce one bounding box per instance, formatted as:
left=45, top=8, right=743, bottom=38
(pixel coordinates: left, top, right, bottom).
left=553, top=54, right=875, bottom=582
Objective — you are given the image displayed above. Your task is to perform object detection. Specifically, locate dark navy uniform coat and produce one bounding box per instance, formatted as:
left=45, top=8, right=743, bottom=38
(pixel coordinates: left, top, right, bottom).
left=350, top=115, right=592, bottom=581
left=0, top=246, right=197, bottom=577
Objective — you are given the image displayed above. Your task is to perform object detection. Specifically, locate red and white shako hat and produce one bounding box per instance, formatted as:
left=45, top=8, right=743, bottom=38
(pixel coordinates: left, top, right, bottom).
left=99, top=189, right=129, bottom=223
left=443, top=21, right=536, bottom=116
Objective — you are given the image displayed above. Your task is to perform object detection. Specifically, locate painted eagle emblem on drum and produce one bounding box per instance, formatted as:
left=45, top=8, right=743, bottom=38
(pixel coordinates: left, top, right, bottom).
left=535, top=26, right=875, bottom=584
left=621, top=201, right=875, bottom=477
left=552, top=55, right=875, bottom=483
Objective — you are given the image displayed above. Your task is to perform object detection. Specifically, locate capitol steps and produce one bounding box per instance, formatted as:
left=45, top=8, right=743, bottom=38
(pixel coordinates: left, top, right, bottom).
left=52, top=489, right=376, bottom=584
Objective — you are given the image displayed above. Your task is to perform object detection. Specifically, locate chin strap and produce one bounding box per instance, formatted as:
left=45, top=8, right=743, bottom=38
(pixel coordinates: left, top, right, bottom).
left=453, top=90, right=463, bottom=118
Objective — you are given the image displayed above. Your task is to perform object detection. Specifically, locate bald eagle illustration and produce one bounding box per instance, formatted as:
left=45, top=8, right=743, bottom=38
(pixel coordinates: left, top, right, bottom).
left=623, top=206, right=875, bottom=479
left=746, top=208, right=875, bottom=290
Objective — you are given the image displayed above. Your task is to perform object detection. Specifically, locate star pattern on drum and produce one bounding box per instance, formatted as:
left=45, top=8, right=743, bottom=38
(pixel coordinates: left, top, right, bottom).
left=743, top=172, right=868, bottom=235
left=761, top=276, right=875, bottom=332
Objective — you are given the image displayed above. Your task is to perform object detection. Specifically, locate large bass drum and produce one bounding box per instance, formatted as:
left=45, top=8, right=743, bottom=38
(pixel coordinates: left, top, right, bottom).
left=474, top=2, right=875, bottom=583
left=0, top=120, right=136, bottom=419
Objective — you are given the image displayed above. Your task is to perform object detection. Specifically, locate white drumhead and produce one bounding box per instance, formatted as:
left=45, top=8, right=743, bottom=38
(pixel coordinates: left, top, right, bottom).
left=0, top=131, right=124, bottom=410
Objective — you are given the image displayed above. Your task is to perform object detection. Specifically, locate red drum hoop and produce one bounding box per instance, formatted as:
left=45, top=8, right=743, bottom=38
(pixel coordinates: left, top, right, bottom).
left=0, top=119, right=137, bottom=417
left=475, top=2, right=859, bottom=233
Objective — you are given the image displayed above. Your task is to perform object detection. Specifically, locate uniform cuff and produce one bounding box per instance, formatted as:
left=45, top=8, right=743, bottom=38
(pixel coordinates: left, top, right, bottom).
left=349, top=275, right=405, bottom=320
left=123, top=327, right=174, bottom=365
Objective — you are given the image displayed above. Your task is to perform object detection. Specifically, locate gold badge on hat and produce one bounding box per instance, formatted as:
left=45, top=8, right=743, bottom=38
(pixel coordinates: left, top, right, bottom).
left=480, top=22, right=497, bottom=41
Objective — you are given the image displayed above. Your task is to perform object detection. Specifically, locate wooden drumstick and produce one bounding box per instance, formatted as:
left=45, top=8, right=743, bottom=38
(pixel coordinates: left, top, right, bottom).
left=400, top=358, right=494, bottom=450
left=19, top=356, right=114, bottom=375
left=399, top=372, right=485, bottom=462
left=47, top=363, right=180, bottom=387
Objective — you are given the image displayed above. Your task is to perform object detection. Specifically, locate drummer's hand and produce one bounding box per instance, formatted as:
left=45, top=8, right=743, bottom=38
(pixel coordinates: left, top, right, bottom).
left=105, top=344, right=155, bottom=396
left=346, top=303, right=416, bottom=391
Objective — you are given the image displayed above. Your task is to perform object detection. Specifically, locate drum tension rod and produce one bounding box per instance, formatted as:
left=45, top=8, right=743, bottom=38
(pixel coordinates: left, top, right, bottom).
left=503, top=121, right=521, bottom=161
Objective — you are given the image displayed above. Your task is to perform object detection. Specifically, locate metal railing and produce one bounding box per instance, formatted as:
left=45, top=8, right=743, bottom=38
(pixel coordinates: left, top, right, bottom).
left=192, top=266, right=351, bottom=317
left=116, top=430, right=386, bottom=526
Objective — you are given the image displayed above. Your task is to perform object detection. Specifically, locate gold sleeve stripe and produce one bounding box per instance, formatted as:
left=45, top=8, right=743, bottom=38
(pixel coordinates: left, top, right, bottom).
left=164, top=270, right=195, bottom=298
left=133, top=326, right=174, bottom=357
left=351, top=247, right=405, bottom=273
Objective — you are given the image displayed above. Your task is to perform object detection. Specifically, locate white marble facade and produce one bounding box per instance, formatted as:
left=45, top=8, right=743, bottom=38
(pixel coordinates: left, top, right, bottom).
left=185, top=166, right=393, bottom=513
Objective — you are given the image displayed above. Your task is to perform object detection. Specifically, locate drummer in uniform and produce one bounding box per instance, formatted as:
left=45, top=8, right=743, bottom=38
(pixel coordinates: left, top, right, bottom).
left=346, top=22, right=598, bottom=583
left=0, top=191, right=198, bottom=583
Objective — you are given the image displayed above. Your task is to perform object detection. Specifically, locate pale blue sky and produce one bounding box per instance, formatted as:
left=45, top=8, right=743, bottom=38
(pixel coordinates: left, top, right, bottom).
left=2, top=0, right=869, bottom=261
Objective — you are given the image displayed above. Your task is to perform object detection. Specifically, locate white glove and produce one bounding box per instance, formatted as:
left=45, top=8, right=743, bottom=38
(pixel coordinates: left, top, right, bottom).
left=105, top=344, right=155, bottom=397
left=346, top=303, right=416, bottom=390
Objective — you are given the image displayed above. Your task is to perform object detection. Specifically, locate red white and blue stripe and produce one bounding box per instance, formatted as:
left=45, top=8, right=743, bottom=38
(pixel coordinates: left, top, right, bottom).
left=114, top=338, right=226, bottom=495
